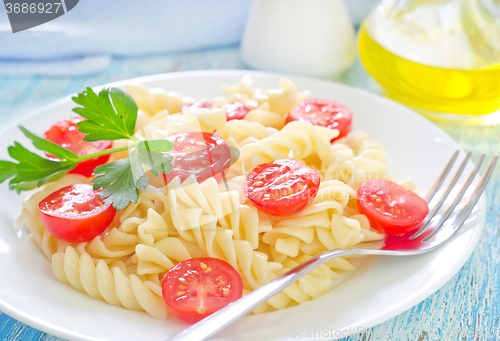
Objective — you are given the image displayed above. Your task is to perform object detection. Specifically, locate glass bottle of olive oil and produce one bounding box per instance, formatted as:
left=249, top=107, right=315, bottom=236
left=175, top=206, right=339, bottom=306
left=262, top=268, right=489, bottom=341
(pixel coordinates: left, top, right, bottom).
left=358, top=0, right=500, bottom=117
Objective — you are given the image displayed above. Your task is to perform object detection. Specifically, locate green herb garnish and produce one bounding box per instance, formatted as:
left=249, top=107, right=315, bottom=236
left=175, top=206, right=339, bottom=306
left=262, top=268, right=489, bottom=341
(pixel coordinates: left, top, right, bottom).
left=0, top=87, right=174, bottom=210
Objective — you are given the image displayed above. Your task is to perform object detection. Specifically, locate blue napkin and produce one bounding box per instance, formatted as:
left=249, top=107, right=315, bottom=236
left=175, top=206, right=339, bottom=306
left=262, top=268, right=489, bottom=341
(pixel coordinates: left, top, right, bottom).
left=0, top=0, right=375, bottom=76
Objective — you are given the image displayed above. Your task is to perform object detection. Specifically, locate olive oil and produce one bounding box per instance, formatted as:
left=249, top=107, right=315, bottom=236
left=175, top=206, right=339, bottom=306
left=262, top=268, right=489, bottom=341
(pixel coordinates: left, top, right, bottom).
left=358, top=0, right=500, bottom=116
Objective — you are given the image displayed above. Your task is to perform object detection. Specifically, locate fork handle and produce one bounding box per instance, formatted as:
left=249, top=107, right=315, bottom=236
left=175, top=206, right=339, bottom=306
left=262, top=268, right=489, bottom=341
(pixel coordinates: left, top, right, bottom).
left=167, top=248, right=364, bottom=341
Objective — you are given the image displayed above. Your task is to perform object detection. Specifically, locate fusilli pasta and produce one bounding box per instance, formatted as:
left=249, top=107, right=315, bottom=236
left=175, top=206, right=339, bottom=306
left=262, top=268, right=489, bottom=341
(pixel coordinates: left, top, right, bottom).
left=17, top=77, right=408, bottom=320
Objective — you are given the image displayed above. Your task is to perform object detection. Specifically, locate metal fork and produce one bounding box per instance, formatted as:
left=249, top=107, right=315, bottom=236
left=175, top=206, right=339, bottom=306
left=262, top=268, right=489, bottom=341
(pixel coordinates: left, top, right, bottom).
left=167, top=152, right=497, bottom=341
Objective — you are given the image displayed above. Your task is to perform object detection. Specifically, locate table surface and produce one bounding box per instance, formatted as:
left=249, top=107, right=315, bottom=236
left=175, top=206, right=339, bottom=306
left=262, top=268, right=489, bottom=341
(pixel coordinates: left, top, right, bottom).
left=0, top=46, right=499, bottom=341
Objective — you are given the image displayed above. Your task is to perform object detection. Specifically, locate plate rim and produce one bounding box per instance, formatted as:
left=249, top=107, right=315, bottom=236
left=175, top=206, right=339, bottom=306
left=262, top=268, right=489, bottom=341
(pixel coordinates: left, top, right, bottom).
left=0, top=69, right=485, bottom=341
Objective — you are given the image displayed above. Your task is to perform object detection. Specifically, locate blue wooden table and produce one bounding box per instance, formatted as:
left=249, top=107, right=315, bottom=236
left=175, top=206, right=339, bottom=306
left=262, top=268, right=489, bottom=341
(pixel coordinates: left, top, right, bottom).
left=0, top=46, right=499, bottom=341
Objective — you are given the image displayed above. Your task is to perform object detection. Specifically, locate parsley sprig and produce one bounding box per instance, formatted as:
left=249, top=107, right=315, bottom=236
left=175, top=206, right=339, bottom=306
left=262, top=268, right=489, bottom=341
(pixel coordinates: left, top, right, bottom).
left=0, top=87, right=174, bottom=210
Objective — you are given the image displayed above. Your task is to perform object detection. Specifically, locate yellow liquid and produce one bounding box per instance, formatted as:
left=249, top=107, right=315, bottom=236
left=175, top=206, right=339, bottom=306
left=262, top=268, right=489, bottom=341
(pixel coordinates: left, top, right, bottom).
left=358, top=24, right=500, bottom=116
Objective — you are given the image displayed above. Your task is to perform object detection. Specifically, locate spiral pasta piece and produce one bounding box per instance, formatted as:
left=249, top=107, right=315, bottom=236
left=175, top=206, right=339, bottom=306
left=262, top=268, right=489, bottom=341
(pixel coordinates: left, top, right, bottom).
left=253, top=78, right=310, bottom=115
left=253, top=254, right=341, bottom=311
left=240, top=121, right=338, bottom=169
left=261, top=180, right=356, bottom=262
left=222, top=75, right=255, bottom=103
left=132, top=226, right=283, bottom=295
left=244, top=103, right=285, bottom=130
left=217, top=119, right=277, bottom=146
left=126, top=84, right=182, bottom=116
left=52, top=246, right=168, bottom=318
left=138, top=108, right=227, bottom=140
left=320, top=131, right=393, bottom=188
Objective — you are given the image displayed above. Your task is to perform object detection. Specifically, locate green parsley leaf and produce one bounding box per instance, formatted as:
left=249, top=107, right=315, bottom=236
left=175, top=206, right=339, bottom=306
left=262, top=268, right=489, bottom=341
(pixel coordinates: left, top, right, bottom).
left=18, top=125, right=79, bottom=161
left=91, top=141, right=174, bottom=210
left=0, top=86, right=175, bottom=212
left=72, top=87, right=137, bottom=142
left=0, top=142, right=76, bottom=193
left=136, top=140, right=174, bottom=177
left=0, top=161, right=16, bottom=183
left=91, top=154, right=149, bottom=210
left=9, top=169, right=70, bottom=193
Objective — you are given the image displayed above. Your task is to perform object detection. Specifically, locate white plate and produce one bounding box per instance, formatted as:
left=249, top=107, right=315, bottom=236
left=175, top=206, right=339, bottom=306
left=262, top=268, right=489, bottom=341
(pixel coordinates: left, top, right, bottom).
left=0, top=70, right=485, bottom=341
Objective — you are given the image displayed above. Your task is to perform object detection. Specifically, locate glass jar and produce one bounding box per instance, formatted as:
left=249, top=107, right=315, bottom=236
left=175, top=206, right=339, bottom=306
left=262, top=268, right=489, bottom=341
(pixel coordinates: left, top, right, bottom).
left=358, top=0, right=500, bottom=119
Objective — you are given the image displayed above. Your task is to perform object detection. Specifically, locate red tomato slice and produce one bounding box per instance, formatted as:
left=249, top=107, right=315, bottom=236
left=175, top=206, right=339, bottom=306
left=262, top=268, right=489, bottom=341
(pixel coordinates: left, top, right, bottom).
left=286, top=98, right=352, bottom=142
left=224, top=102, right=251, bottom=120
left=38, top=184, right=116, bottom=242
left=43, top=117, right=112, bottom=177
left=181, top=101, right=214, bottom=112
left=162, top=132, right=231, bottom=183
left=162, top=257, right=243, bottom=323
left=357, top=179, right=429, bottom=235
left=181, top=101, right=250, bottom=121
left=244, top=159, right=320, bottom=216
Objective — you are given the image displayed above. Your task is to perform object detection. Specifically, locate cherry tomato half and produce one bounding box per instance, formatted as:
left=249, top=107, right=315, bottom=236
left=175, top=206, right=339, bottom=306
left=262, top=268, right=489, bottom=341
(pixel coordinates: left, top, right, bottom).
left=162, top=132, right=231, bottom=183
left=224, top=102, right=251, bottom=121
left=286, top=99, right=352, bottom=142
left=181, top=101, right=214, bottom=112
left=357, top=179, right=429, bottom=235
left=162, top=257, right=243, bottom=323
left=181, top=101, right=250, bottom=121
left=38, top=184, right=116, bottom=242
left=244, top=159, right=320, bottom=216
left=43, top=117, right=112, bottom=177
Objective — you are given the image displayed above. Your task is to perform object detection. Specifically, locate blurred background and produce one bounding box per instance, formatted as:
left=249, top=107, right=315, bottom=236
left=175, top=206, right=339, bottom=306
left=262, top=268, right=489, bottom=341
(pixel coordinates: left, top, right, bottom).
left=1, top=0, right=499, bottom=124
left=0, top=0, right=374, bottom=67
left=0, top=0, right=380, bottom=128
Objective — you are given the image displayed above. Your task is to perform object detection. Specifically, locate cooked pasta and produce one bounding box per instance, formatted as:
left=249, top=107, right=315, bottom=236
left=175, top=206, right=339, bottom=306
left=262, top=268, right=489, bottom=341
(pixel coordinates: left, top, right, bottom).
left=17, top=77, right=410, bottom=319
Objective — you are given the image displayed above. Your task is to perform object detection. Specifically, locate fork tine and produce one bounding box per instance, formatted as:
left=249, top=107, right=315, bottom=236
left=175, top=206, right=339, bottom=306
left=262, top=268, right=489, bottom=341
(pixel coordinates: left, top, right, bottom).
left=422, top=150, right=459, bottom=202
left=422, top=156, right=497, bottom=243
left=416, top=154, right=484, bottom=241
left=410, top=151, right=472, bottom=239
